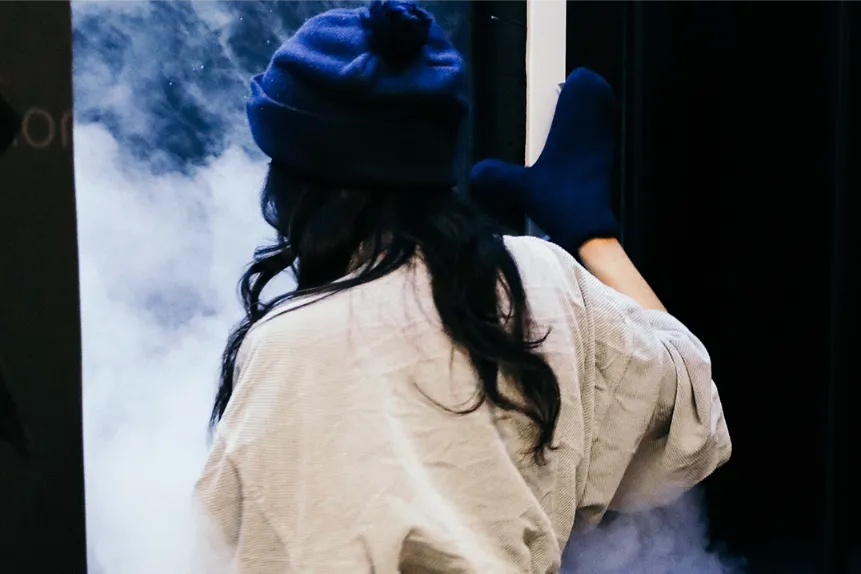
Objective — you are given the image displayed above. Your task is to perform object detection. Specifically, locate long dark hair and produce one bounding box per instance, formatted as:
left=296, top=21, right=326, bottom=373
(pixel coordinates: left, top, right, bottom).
left=210, top=163, right=561, bottom=463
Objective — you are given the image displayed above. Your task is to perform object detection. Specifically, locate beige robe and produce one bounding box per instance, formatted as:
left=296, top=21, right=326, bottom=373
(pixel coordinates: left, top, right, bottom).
left=194, top=235, right=731, bottom=573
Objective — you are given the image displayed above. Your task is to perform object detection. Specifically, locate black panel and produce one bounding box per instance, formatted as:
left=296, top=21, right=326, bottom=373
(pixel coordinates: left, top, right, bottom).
left=0, top=2, right=87, bottom=572
left=472, top=0, right=528, bottom=234
left=568, top=1, right=860, bottom=571
left=824, top=4, right=858, bottom=571
left=565, top=1, right=627, bottom=224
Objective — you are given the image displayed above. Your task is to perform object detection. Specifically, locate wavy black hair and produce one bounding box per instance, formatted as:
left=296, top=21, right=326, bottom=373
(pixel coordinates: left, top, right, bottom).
left=211, top=163, right=561, bottom=463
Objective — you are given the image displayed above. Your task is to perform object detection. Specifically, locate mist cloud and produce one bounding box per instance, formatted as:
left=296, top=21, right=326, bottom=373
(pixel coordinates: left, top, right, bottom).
left=75, top=120, right=270, bottom=573
left=73, top=2, right=741, bottom=573
left=562, top=490, right=745, bottom=573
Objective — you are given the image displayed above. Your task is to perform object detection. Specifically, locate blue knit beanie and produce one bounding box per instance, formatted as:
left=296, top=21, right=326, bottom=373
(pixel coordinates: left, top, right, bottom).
left=247, top=1, right=468, bottom=187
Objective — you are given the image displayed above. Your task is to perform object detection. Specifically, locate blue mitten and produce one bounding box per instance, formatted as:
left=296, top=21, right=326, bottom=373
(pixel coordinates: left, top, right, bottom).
left=470, top=67, right=618, bottom=254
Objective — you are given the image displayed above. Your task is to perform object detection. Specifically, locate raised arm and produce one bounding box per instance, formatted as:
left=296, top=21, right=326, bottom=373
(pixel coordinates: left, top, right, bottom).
left=578, top=237, right=666, bottom=312
left=541, top=238, right=732, bottom=524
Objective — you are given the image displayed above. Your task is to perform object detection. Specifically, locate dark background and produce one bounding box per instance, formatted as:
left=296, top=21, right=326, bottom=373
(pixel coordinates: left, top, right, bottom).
left=566, top=2, right=859, bottom=572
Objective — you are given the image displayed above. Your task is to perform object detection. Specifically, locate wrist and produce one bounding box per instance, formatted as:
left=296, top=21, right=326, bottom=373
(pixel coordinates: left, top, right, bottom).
left=578, top=237, right=624, bottom=266
left=577, top=237, right=667, bottom=311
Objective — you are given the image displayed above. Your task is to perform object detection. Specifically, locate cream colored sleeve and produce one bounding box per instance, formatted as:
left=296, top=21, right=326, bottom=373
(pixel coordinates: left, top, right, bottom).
left=191, top=433, right=242, bottom=574
left=192, top=335, right=281, bottom=574
left=541, top=240, right=731, bottom=526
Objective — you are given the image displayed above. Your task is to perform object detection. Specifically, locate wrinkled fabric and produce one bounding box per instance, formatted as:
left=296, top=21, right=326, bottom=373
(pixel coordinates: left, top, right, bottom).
left=195, top=235, right=731, bottom=573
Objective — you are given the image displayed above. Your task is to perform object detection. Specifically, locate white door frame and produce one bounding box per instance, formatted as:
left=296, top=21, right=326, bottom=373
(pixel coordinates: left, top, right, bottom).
left=526, top=0, right=567, bottom=166
left=525, top=0, right=567, bottom=235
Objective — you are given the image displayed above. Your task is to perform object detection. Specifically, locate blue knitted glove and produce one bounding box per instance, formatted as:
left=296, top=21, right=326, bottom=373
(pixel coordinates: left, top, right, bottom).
left=470, top=68, right=618, bottom=254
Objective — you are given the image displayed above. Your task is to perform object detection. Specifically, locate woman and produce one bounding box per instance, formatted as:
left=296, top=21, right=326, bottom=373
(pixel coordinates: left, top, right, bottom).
left=195, top=2, right=731, bottom=572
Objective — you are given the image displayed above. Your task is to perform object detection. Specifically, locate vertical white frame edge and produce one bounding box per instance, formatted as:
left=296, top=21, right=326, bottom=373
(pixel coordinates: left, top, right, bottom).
left=525, top=0, right=566, bottom=236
